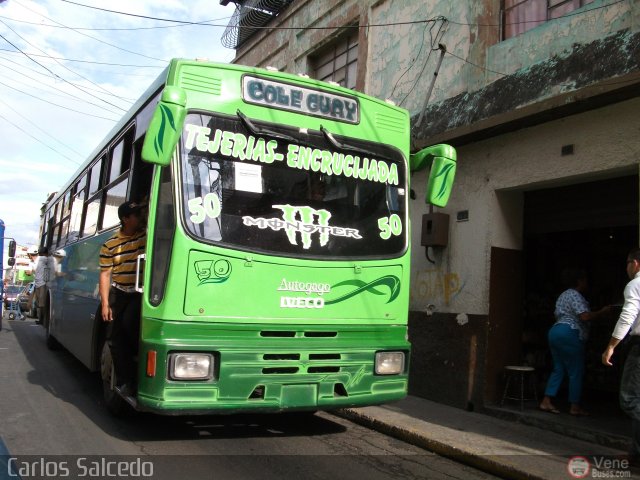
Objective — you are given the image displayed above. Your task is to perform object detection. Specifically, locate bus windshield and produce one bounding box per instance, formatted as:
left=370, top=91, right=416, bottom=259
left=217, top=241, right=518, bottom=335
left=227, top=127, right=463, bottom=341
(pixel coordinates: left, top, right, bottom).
left=179, top=112, right=407, bottom=258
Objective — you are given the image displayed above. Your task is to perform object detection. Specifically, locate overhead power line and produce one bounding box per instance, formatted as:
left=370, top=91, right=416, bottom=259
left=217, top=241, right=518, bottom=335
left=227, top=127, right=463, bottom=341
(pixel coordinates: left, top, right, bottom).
left=0, top=59, right=130, bottom=115
left=0, top=111, right=82, bottom=165
left=0, top=13, right=234, bottom=31
left=0, top=97, right=85, bottom=158
left=60, top=0, right=440, bottom=29
left=0, top=47, right=162, bottom=68
left=59, top=0, right=627, bottom=31
left=60, top=0, right=234, bottom=25
left=395, top=18, right=449, bottom=107
left=0, top=24, right=129, bottom=112
left=14, top=0, right=165, bottom=63
left=0, top=79, right=119, bottom=121
left=0, top=55, right=141, bottom=99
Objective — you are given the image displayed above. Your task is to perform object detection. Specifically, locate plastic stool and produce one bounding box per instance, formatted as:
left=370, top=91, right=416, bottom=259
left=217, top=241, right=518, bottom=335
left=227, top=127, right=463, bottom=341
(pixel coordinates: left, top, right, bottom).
left=500, top=365, right=537, bottom=410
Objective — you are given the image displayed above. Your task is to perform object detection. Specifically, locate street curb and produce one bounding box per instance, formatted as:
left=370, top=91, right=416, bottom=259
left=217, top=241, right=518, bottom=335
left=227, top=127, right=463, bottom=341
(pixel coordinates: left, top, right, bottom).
left=335, top=408, right=547, bottom=480
left=483, top=405, right=632, bottom=452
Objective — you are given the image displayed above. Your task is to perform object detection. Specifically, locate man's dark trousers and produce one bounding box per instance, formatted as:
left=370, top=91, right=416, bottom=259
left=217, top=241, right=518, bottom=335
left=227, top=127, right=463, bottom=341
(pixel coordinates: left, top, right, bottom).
left=109, top=288, right=142, bottom=387
left=621, top=342, right=640, bottom=460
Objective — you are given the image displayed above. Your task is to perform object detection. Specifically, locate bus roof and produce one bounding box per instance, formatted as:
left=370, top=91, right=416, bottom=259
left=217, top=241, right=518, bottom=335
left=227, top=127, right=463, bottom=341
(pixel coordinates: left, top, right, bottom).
left=45, top=59, right=408, bottom=209
left=45, top=65, right=169, bottom=208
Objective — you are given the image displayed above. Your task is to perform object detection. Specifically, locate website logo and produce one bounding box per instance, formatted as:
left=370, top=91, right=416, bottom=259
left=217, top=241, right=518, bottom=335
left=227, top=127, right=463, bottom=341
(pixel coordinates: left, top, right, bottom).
left=242, top=204, right=362, bottom=249
left=567, top=456, right=590, bottom=478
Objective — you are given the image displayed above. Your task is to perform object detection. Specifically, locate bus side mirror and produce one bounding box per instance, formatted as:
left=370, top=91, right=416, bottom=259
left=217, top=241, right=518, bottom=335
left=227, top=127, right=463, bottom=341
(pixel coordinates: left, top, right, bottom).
left=410, top=144, right=457, bottom=208
left=7, top=258, right=15, bottom=267
left=142, top=86, right=187, bottom=167
left=7, top=240, right=16, bottom=258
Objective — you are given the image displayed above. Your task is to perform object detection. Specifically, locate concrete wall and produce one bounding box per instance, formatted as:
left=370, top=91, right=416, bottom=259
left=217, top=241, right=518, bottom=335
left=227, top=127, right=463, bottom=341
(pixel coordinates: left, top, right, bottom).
left=367, top=0, right=493, bottom=112
left=234, top=0, right=363, bottom=74
left=410, top=96, right=640, bottom=316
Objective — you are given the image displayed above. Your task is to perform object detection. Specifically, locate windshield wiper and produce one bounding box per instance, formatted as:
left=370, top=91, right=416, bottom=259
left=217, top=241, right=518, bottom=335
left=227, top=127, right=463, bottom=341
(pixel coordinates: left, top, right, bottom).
left=320, top=125, right=381, bottom=158
left=237, top=110, right=383, bottom=158
left=237, top=109, right=298, bottom=144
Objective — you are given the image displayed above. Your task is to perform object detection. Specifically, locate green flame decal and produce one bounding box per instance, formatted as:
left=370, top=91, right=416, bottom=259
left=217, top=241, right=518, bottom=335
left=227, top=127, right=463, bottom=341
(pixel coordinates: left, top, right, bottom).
left=433, top=162, right=455, bottom=200
left=154, top=104, right=177, bottom=156
left=325, top=275, right=401, bottom=305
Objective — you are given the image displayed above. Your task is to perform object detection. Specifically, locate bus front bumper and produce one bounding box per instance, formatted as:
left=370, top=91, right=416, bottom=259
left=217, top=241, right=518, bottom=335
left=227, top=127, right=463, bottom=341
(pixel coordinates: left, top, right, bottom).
left=134, top=324, right=410, bottom=415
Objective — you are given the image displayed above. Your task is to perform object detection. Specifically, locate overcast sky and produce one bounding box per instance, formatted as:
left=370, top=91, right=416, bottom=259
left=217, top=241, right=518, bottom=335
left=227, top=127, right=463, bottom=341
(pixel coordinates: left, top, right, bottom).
left=0, top=0, right=236, bottom=248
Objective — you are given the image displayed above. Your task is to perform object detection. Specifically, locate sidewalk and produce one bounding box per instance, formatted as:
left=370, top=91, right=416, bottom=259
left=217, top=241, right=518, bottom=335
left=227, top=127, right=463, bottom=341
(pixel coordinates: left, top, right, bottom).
left=337, top=396, right=635, bottom=480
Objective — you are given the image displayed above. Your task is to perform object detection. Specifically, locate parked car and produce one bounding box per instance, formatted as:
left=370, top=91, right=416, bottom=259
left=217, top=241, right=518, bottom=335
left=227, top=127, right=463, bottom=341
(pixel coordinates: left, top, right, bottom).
left=3, top=285, right=23, bottom=309
left=18, top=282, right=36, bottom=317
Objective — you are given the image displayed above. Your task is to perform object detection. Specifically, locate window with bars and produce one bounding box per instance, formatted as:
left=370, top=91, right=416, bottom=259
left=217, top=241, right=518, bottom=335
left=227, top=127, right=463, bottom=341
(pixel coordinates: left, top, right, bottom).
left=503, top=0, right=594, bottom=39
left=310, top=30, right=359, bottom=90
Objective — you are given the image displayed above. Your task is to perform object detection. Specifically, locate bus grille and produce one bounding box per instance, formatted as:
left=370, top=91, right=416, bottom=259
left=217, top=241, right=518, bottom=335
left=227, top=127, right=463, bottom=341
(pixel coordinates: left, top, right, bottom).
left=260, top=352, right=343, bottom=375
left=180, top=69, right=222, bottom=95
left=259, top=330, right=337, bottom=338
left=375, top=111, right=406, bottom=134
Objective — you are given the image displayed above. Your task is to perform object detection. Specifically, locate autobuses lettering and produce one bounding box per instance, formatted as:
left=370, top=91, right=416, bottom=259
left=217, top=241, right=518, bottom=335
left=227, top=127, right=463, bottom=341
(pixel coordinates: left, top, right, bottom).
left=184, top=124, right=398, bottom=186
left=243, top=76, right=359, bottom=123
left=242, top=205, right=362, bottom=249
left=278, top=278, right=331, bottom=296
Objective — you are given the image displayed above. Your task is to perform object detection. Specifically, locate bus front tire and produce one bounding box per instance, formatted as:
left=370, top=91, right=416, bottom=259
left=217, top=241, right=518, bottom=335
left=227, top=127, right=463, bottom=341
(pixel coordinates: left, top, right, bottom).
left=100, top=340, right=130, bottom=416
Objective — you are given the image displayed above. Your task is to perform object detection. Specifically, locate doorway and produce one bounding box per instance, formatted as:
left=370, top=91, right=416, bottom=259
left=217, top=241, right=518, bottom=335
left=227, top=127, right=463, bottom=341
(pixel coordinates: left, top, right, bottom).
left=523, top=175, right=638, bottom=404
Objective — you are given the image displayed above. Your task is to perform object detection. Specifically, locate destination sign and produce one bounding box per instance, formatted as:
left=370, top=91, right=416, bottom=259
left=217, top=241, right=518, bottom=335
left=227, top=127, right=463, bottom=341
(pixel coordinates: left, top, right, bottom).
left=242, top=75, right=359, bottom=124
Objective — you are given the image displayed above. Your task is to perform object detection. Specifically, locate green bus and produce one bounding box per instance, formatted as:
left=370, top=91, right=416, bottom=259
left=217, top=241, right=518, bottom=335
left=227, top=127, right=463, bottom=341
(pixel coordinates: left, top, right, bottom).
left=39, top=59, right=456, bottom=415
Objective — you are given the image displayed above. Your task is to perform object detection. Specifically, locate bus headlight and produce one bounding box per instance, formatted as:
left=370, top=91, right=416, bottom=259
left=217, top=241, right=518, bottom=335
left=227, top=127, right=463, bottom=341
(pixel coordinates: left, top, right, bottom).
left=169, top=353, right=213, bottom=380
left=375, top=352, right=405, bottom=375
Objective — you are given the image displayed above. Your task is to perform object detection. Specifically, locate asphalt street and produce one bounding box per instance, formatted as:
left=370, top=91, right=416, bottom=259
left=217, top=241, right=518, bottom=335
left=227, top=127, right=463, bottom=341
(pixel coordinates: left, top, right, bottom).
left=0, top=315, right=499, bottom=480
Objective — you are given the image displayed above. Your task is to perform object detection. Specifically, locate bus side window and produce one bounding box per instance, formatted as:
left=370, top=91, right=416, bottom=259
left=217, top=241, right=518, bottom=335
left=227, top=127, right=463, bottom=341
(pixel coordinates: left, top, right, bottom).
left=149, top=165, right=175, bottom=306
left=83, top=157, right=104, bottom=238
left=100, top=127, right=134, bottom=231
left=42, top=207, right=52, bottom=249
left=108, top=128, right=134, bottom=185
left=68, top=174, right=87, bottom=243
left=88, top=158, right=103, bottom=198
left=129, top=137, right=153, bottom=203
left=58, top=186, right=75, bottom=246
left=51, top=200, right=63, bottom=248
left=82, top=197, right=101, bottom=238
left=52, top=195, right=68, bottom=248
left=62, top=189, right=72, bottom=220
left=102, top=180, right=129, bottom=230
left=59, top=218, right=70, bottom=247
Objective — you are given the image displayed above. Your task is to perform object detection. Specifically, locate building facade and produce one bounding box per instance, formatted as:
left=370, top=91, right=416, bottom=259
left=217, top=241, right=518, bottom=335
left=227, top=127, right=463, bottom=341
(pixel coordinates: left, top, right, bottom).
left=222, top=0, right=640, bottom=410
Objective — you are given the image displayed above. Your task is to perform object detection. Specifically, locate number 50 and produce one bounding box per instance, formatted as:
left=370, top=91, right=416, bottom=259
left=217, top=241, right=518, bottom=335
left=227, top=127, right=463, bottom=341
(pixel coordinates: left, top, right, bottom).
left=378, top=214, right=402, bottom=240
left=188, top=193, right=221, bottom=224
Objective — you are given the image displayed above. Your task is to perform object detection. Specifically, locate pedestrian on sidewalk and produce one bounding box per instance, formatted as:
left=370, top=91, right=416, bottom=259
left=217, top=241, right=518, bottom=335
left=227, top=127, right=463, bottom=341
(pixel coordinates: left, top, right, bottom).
left=540, top=268, right=610, bottom=416
left=33, top=247, right=55, bottom=325
left=602, top=248, right=640, bottom=466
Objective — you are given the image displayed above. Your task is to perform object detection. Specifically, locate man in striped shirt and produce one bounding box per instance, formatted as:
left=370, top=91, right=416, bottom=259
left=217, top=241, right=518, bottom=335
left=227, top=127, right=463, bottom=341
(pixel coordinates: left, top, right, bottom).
left=99, top=201, right=146, bottom=395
